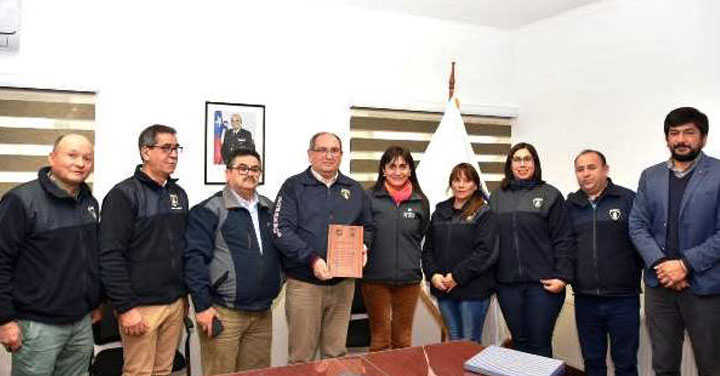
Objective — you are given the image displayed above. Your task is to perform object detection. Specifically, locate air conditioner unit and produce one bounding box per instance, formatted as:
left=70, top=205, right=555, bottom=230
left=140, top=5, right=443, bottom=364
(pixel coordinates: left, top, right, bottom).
left=0, top=0, right=20, bottom=52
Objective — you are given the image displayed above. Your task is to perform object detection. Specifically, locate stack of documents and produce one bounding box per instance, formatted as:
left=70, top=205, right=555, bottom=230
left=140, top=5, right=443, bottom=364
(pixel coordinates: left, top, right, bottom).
left=464, top=345, right=565, bottom=376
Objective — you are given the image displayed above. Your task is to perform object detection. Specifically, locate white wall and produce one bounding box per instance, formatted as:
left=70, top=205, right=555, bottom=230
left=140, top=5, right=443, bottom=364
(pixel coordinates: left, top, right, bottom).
left=512, top=0, right=720, bottom=194
left=0, top=0, right=514, bottom=374
left=2, top=0, right=515, bottom=203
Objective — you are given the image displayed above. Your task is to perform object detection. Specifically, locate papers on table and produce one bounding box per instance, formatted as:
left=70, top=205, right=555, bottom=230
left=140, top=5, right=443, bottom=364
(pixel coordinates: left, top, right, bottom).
left=464, top=345, right=565, bottom=376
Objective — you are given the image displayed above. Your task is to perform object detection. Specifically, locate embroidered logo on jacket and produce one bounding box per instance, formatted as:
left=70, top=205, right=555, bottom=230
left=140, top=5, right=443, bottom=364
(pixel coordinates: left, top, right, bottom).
left=608, top=208, right=622, bottom=221
left=169, top=193, right=182, bottom=210
left=87, top=206, right=97, bottom=221
left=532, top=197, right=544, bottom=209
left=340, top=188, right=351, bottom=200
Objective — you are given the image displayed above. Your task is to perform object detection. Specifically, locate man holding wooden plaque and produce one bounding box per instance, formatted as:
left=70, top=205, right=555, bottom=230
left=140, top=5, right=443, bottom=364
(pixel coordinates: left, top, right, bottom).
left=272, top=132, right=372, bottom=363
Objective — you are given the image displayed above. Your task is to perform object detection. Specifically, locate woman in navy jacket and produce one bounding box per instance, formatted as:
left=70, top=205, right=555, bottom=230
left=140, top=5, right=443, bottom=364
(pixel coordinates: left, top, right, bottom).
left=422, top=163, right=499, bottom=342
left=489, top=142, right=574, bottom=357
left=363, top=146, right=429, bottom=351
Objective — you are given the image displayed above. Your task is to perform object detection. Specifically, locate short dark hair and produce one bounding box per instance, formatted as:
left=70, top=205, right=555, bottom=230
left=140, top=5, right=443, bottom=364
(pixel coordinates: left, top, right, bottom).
left=308, top=132, right=342, bottom=151
left=226, top=148, right=261, bottom=169
left=574, top=149, right=607, bottom=166
left=664, top=107, right=709, bottom=137
left=372, top=146, right=426, bottom=199
left=500, top=142, right=543, bottom=190
left=138, top=124, right=177, bottom=159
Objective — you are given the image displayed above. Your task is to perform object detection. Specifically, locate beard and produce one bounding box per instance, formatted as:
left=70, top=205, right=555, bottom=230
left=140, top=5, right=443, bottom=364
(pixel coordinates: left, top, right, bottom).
left=671, top=144, right=702, bottom=162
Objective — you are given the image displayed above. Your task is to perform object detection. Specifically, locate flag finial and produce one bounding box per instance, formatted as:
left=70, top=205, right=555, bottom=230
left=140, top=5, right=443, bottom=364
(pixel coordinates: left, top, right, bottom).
left=449, top=62, right=456, bottom=100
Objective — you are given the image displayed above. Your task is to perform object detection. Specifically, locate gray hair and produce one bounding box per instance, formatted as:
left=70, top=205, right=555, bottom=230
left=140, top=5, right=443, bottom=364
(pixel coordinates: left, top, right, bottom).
left=137, top=124, right=176, bottom=159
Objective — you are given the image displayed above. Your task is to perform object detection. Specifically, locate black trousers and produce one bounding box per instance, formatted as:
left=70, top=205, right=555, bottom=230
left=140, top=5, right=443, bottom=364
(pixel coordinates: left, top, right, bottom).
left=645, top=286, right=720, bottom=376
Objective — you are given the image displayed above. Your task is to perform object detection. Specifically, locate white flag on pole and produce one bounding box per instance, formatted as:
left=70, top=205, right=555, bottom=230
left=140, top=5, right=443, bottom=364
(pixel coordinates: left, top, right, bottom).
left=415, top=97, right=488, bottom=210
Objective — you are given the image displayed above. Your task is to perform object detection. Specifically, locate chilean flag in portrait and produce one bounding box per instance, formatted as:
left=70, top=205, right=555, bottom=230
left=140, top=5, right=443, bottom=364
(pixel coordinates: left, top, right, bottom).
left=213, top=110, right=224, bottom=164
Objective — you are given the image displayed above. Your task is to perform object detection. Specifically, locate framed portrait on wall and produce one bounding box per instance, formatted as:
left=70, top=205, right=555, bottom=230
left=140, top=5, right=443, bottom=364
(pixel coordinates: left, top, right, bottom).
left=204, top=101, right=265, bottom=185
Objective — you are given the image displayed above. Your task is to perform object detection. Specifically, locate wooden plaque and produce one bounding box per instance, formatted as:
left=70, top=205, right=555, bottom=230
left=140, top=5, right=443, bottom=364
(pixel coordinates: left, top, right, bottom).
left=326, top=224, right=364, bottom=278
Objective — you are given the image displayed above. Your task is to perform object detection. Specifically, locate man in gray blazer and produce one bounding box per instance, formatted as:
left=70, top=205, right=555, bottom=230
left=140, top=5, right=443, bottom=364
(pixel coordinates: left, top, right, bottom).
left=630, top=107, right=720, bottom=376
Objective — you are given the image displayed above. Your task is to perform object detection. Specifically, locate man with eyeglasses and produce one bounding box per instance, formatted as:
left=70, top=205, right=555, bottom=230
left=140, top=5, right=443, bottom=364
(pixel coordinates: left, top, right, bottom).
left=99, top=124, right=188, bottom=376
left=272, top=132, right=373, bottom=363
left=0, top=134, right=101, bottom=376
left=221, top=113, right=255, bottom=163
left=184, top=148, right=282, bottom=374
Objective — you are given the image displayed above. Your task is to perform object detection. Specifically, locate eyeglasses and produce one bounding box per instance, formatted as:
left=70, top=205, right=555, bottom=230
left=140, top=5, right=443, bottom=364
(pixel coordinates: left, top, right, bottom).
left=310, top=147, right=342, bottom=157
left=147, top=144, right=184, bottom=154
left=512, top=156, right=533, bottom=165
left=229, top=164, right=263, bottom=175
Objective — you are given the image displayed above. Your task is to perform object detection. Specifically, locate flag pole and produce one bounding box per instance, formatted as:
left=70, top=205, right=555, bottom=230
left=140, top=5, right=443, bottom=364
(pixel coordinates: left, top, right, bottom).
left=418, top=61, right=463, bottom=344
left=448, top=61, right=456, bottom=101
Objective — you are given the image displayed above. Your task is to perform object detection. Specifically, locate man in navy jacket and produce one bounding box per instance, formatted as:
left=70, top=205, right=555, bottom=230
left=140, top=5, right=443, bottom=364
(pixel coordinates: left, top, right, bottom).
left=0, top=134, right=101, bottom=376
left=184, top=148, right=282, bottom=374
left=567, top=150, right=641, bottom=376
left=99, top=125, right=188, bottom=376
left=272, top=132, right=372, bottom=363
left=630, top=107, right=720, bottom=376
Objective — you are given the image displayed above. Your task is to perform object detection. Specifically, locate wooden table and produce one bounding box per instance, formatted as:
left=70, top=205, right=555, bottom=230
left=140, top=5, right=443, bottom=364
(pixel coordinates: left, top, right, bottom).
left=227, top=341, right=484, bottom=376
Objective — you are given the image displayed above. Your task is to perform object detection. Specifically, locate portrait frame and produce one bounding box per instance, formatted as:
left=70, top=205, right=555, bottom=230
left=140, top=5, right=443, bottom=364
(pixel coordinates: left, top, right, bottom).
left=204, top=101, right=265, bottom=185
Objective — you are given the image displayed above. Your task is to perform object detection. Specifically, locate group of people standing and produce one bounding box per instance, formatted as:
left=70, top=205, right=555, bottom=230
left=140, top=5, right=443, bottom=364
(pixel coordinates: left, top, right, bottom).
left=378, top=140, right=573, bottom=359
left=0, top=126, right=191, bottom=376
left=370, top=106, right=719, bottom=376
left=1, top=106, right=719, bottom=376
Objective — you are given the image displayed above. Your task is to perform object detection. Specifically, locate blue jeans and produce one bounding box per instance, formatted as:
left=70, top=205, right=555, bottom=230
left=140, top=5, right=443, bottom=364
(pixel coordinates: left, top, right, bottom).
left=575, top=295, right=640, bottom=376
left=12, top=314, right=93, bottom=376
left=437, top=297, right=490, bottom=342
left=496, top=283, right=565, bottom=358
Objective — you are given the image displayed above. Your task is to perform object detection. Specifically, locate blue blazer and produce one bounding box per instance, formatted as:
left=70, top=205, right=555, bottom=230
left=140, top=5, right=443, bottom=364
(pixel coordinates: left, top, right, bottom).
left=630, top=152, right=720, bottom=295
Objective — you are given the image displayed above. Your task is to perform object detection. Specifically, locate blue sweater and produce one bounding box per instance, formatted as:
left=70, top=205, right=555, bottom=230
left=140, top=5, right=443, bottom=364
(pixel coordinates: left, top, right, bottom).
left=271, top=168, right=373, bottom=285
left=422, top=197, right=499, bottom=300
left=0, top=168, right=101, bottom=325
left=99, top=165, right=188, bottom=313
left=490, top=182, right=575, bottom=284
left=566, top=180, right=641, bottom=296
